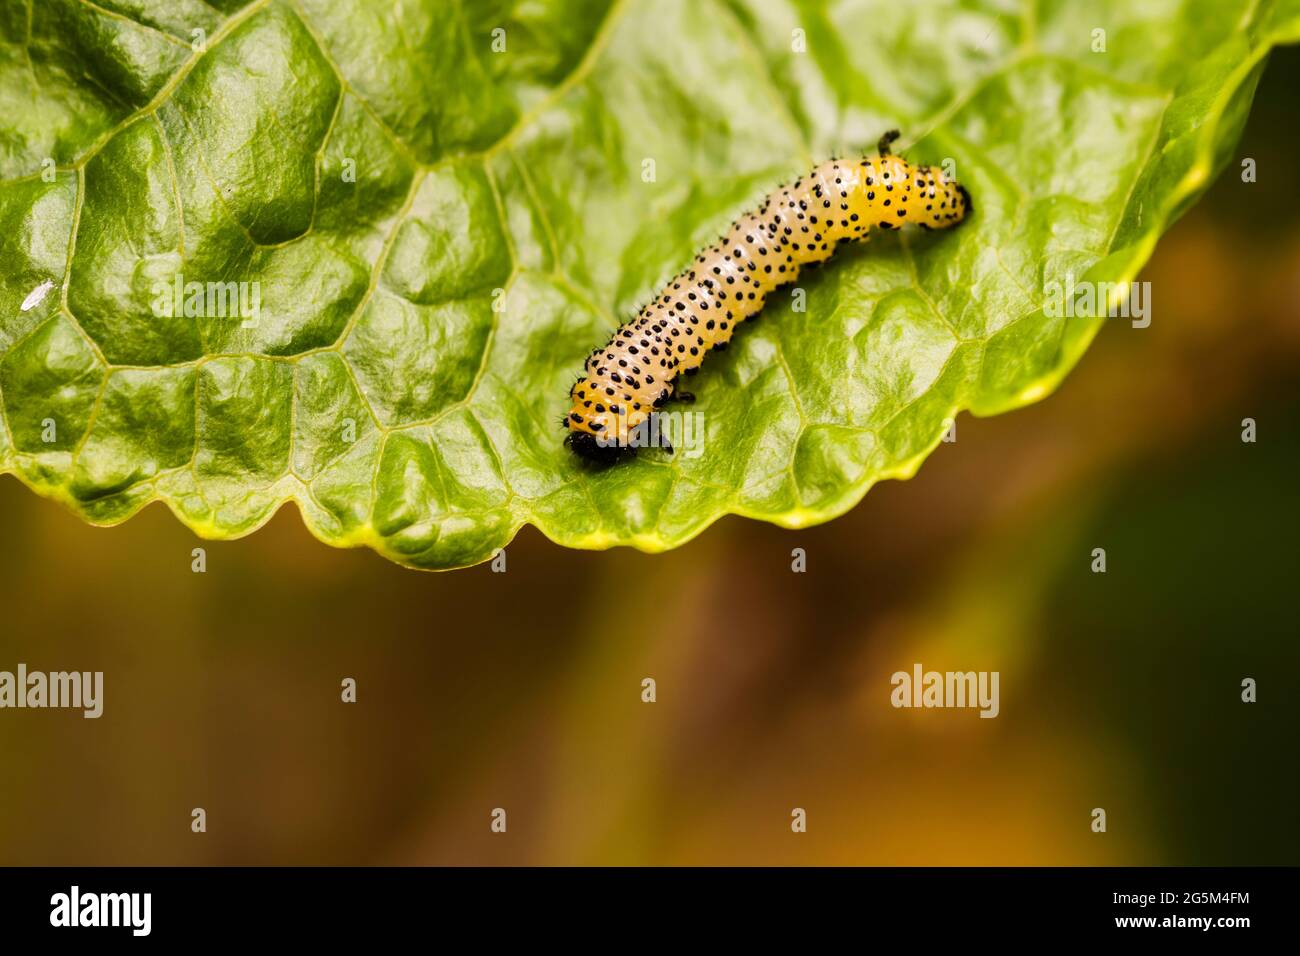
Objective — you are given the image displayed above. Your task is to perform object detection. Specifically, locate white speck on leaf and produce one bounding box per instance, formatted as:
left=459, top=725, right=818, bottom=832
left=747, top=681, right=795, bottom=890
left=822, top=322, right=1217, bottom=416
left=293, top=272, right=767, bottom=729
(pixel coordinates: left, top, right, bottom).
left=20, top=279, right=55, bottom=313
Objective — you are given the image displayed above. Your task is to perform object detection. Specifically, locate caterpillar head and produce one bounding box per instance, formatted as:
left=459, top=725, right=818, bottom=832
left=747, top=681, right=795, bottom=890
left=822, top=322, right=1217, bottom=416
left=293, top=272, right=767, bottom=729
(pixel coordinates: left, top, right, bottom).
left=903, top=163, right=972, bottom=230
left=564, top=405, right=648, bottom=463
left=956, top=184, right=973, bottom=216
left=564, top=398, right=643, bottom=464
left=564, top=428, right=629, bottom=465
left=565, top=364, right=654, bottom=461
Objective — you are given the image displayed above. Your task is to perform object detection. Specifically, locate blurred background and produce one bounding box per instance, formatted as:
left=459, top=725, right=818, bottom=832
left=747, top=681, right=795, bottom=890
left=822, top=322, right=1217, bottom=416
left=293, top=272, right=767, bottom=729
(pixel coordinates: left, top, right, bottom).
left=1, top=48, right=1297, bottom=868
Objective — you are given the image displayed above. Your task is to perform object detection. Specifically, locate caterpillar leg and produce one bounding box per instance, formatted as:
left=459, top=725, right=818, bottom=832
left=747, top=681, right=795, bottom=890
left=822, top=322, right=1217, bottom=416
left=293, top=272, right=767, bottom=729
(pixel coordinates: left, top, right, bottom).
left=632, top=414, right=675, bottom=455
left=648, top=414, right=675, bottom=456
left=877, top=129, right=901, bottom=155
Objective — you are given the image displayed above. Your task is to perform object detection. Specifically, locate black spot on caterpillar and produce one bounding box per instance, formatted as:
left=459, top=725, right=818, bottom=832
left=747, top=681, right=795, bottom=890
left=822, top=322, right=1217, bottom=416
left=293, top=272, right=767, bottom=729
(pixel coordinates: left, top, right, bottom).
left=564, top=131, right=971, bottom=462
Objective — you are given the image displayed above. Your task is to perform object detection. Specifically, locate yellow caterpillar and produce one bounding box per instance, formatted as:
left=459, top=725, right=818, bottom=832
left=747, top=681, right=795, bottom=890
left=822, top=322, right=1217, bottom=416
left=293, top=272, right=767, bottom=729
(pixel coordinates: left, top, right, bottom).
left=564, top=131, right=971, bottom=461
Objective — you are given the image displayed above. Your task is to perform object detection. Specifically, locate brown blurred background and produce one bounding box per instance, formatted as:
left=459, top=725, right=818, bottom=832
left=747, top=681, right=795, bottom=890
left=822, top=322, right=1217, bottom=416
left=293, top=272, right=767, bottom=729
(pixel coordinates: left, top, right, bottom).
left=1, top=49, right=1297, bottom=867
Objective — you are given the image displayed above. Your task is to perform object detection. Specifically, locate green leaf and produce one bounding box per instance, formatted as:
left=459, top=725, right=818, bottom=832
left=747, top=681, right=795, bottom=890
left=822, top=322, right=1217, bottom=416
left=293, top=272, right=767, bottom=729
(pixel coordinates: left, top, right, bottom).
left=2, top=0, right=1298, bottom=569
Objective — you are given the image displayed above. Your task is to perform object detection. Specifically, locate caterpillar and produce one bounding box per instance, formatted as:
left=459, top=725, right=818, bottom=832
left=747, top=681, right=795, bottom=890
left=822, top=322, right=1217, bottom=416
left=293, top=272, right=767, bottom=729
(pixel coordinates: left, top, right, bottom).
left=563, top=130, right=971, bottom=462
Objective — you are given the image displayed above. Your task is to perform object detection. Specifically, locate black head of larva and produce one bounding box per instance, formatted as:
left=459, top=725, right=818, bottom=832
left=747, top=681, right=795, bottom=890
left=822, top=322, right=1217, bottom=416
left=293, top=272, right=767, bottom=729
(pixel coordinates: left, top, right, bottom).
left=565, top=429, right=631, bottom=467
left=956, top=184, right=973, bottom=215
